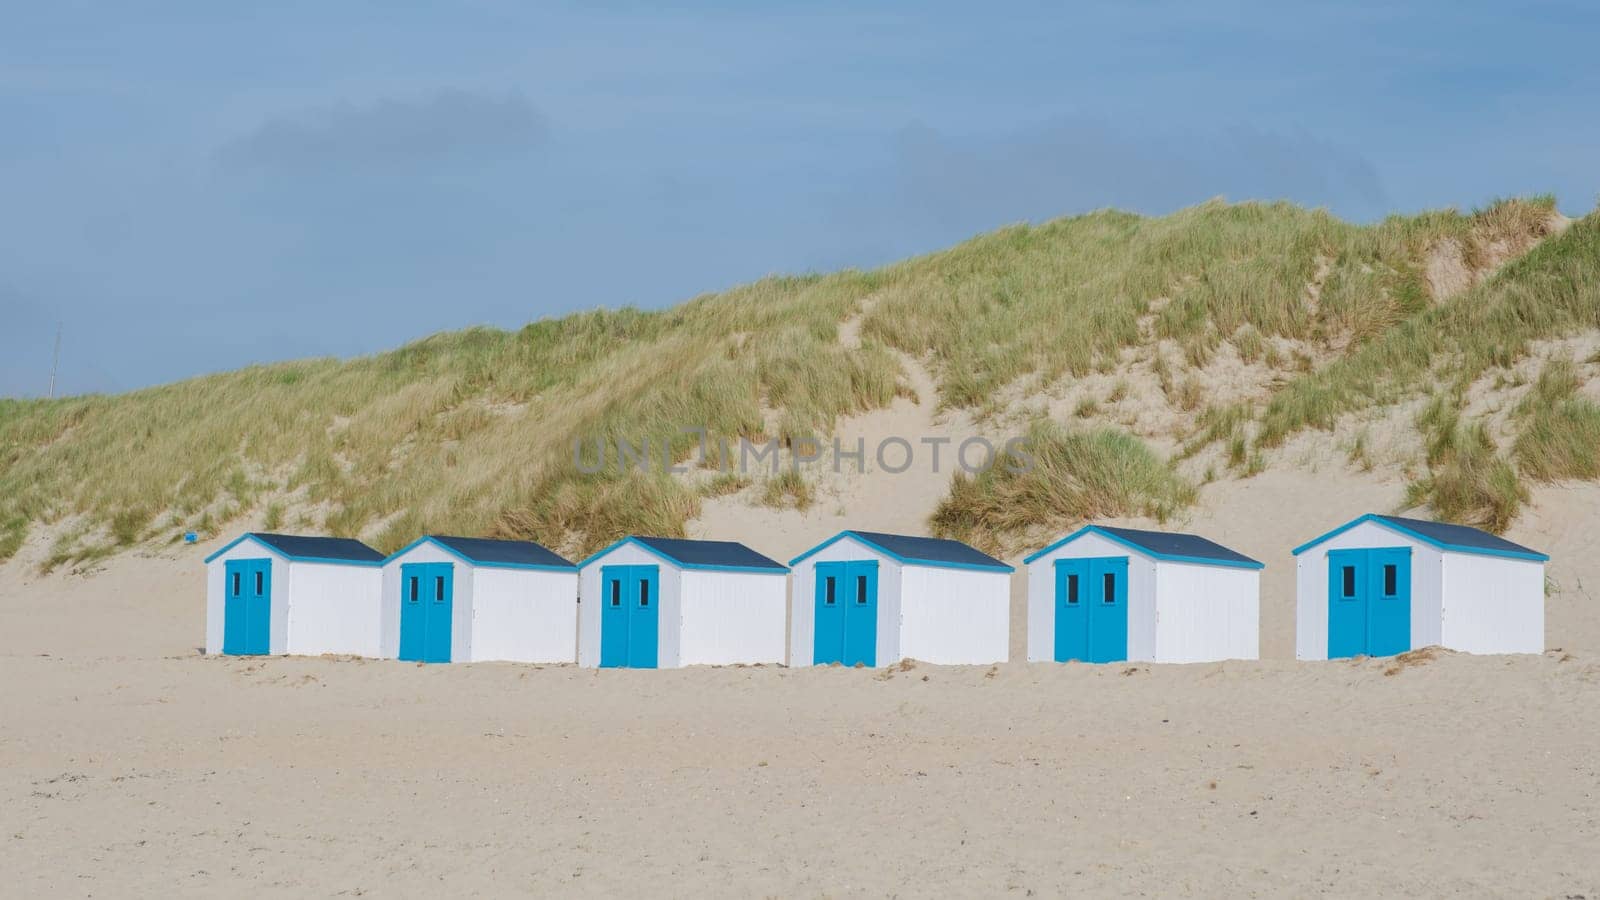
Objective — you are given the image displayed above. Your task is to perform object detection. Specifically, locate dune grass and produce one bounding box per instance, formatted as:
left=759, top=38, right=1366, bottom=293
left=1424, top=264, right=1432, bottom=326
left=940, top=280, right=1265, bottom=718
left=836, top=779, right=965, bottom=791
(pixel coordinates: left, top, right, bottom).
left=929, top=421, right=1196, bottom=553
left=1403, top=395, right=1526, bottom=533
left=1513, top=356, right=1600, bottom=481
left=1258, top=205, right=1594, bottom=448
left=0, top=275, right=902, bottom=560
left=860, top=198, right=1557, bottom=410
left=0, top=196, right=1585, bottom=562
left=760, top=469, right=816, bottom=511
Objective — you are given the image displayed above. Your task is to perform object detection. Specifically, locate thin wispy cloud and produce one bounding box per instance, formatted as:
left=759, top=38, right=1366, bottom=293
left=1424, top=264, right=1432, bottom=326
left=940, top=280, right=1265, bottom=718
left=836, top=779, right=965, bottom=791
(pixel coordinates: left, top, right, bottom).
left=216, top=89, right=549, bottom=173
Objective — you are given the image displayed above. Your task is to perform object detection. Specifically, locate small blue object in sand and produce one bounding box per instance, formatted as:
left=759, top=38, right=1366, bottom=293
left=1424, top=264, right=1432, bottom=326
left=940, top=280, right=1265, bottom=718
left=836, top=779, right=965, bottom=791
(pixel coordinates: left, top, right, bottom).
left=184, top=532, right=198, bottom=544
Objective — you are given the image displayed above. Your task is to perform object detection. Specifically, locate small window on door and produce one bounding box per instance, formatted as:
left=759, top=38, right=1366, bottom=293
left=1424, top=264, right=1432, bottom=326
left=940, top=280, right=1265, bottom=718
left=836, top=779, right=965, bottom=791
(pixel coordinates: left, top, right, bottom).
left=1103, top=572, right=1116, bottom=603
left=408, top=577, right=418, bottom=603
left=1066, top=573, right=1079, bottom=604
left=856, top=575, right=868, bottom=604
left=1383, top=564, right=1398, bottom=596
left=232, top=572, right=241, bottom=596
left=255, top=571, right=264, bottom=595
left=824, top=576, right=836, bottom=605
left=639, top=581, right=650, bottom=608
left=610, top=580, right=621, bottom=607
left=1341, top=565, right=1356, bottom=598
left=434, top=575, right=445, bottom=602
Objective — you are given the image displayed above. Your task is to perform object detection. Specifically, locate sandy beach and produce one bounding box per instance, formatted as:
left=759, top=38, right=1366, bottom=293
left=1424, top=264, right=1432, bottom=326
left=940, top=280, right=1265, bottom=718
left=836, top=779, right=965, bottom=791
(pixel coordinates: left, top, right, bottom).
left=3, top=467, right=1598, bottom=896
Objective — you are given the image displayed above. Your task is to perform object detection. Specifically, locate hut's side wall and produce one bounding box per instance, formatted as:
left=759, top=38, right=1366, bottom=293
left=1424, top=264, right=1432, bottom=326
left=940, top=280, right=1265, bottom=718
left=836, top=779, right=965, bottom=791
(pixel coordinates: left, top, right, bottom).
left=898, top=565, right=1009, bottom=665
left=470, top=568, right=579, bottom=663
left=1151, top=560, right=1260, bottom=662
left=1440, top=552, right=1544, bottom=654
left=283, top=560, right=383, bottom=657
left=679, top=570, right=787, bottom=666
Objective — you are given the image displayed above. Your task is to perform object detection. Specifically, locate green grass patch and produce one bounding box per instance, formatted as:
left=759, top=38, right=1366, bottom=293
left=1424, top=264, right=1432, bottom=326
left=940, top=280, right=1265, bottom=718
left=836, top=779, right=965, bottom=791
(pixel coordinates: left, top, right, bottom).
left=1513, top=356, right=1600, bottom=480
left=760, top=469, right=815, bottom=511
left=930, top=421, right=1196, bottom=553
left=1404, top=395, right=1526, bottom=533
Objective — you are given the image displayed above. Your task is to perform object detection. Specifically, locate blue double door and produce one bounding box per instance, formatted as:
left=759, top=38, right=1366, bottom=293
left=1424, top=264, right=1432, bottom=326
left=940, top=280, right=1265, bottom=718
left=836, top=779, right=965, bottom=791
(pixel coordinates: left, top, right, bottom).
left=1327, top=547, right=1411, bottom=658
left=1053, top=556, right=1129, bottom=663
left=223, top=558, right=272, bottom=655
left=813, top=560, right=878, bottom=667
left=400, top=562, right=455, bottom=663
left=600, top=565, right=660, bottom=668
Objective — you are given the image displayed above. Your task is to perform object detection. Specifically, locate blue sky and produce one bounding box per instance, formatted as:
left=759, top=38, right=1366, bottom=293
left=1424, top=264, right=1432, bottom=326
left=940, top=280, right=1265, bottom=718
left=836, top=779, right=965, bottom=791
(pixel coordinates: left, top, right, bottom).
left=3, top=1, right=1597, bottom=397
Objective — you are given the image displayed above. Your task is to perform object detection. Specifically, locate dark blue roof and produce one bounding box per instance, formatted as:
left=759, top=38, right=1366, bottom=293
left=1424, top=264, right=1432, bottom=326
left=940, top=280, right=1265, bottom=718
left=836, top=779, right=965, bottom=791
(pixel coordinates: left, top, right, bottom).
left=1022, top=525, right=1264, bottom=569
left=1291, top=513, right=1549, bottom=561
left=1372, top=515, right=1545, bottom=558
left=428, top=535, right=574, bottom=568
left=251, top=533, right=384, bottom=562
left=824, top=530, right=1013, bottom=571
left=632, top=536, right=786, bottom=571
left=1095, top=526, right=1262, bottom=567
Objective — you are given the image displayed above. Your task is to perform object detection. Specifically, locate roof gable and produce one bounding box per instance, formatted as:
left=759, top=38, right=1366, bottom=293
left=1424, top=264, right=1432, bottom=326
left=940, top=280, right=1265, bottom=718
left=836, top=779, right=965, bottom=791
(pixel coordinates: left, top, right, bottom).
left=1023, top=525, right=1264, bottom=569
left=205, top=532, right=384, bottom=565
left=387, top=535, right=576, bottom=569
left=1292, top=514, right=1548, bottom=561
left=790, top=530, right=1014, bottom=572
left=579, top=536, right=787, bottom=572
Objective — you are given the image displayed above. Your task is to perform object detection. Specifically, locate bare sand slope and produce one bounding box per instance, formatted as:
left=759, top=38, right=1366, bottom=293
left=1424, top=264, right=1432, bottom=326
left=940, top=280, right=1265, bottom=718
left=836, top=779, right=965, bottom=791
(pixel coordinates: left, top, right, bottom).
left=3, top=508, right=1600, bottom=896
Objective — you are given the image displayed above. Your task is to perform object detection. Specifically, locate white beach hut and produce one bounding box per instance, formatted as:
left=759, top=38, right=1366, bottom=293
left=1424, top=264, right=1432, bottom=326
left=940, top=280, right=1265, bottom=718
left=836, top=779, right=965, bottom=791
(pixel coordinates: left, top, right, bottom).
left=577, top=536, right=788, bottom=668
left=204, top=532, right=385, bottom=657
left=381, top=536, right=579, bottom=664
left=1024, top=525, right=1262, bottom=664
left=1293, top=514, right=1547, bottom=659
left=788, top=531, right=1013, bottom=667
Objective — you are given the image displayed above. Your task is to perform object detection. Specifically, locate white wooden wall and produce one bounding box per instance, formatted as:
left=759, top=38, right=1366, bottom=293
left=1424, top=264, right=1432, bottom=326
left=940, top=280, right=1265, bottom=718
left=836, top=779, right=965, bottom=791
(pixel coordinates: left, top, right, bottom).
left=283, top=560, right=383, bottom=657
left=1294, top=520, right=1443, bottom=660
left=898, top=564, right=1009, bottom=665
left=1440, top=551, right=1544, bottom=654
left=1151, top=560, right=1259, bottom=662
left=469, top=567, right=580, bottom=663
left=577, top=542, right=684, bottom=668
left=679, top=570, right=787, bottom=665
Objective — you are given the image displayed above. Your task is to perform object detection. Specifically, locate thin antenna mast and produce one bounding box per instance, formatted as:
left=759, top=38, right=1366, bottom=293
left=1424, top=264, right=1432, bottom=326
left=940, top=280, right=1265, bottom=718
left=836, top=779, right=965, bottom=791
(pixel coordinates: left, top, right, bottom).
left=49, top=322, right=61, bottom=399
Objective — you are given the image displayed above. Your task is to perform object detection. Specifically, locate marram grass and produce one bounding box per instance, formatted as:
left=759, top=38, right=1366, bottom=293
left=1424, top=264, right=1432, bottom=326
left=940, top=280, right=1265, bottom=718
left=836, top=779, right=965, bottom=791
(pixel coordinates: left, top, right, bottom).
left=1, top=196, right=1591, bottom=561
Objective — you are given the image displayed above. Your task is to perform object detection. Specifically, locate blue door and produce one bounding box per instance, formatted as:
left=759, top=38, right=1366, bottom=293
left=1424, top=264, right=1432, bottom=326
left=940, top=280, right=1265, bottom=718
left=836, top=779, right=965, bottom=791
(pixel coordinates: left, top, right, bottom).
left=629, top=566, right=659, bottom=669
left=1053, top=556, right=1128, bottom=663
left=424, top=564, right=454, bottom=663
left=600, top=565, right=660, bottom=668
left=1053, top=559, right=1089, bottom=663
left=813, top=562, right=845, bottom=665
left=1327, top=548, right=1411, bottom=658
left=600, top=566, right=629, bottom=667
left=223, top=558, right=271, bottom=655
left=399, top=562, right=453, bottom=663
left=813, top=560, right=877, bottom=666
